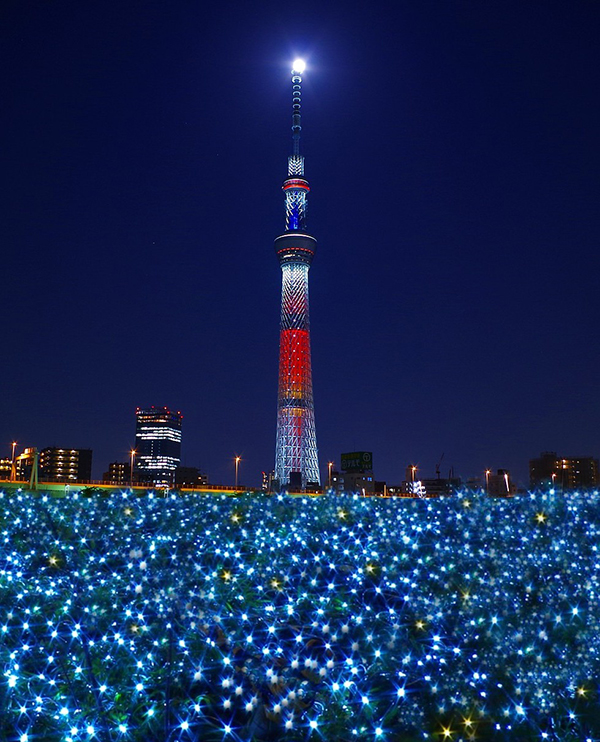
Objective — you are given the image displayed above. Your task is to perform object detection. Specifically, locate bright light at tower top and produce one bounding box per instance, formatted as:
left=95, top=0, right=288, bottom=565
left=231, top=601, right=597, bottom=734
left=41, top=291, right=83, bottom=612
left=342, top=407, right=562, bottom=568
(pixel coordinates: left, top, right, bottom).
left=292, top=59, right=306, bottom=74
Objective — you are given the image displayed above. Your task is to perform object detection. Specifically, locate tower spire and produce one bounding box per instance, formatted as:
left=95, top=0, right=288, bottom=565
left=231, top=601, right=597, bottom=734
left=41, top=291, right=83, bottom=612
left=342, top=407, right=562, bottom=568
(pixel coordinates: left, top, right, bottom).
left=288, top=59, right=306, bottom=178
left=291, top=59, right=304, bottom=157
left=274, top=59, right=320, bottom=490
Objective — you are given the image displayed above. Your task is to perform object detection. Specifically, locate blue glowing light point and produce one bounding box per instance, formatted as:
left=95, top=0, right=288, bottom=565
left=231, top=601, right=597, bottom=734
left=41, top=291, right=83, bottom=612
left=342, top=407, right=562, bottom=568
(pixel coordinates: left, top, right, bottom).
left=1, top=486, right=600, bottom=739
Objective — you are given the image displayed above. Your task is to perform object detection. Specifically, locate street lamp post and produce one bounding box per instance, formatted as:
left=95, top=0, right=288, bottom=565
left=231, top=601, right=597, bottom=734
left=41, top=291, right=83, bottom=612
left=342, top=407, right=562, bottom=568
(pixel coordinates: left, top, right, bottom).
left=235, top=456, right=241, bottom=491
left=130, top=449, right=136, bottom=487
left=328, top=461, right=333, bottom=488
left=10, top=442, right=17, bottom=482
left=485, top=469, right=491, bottom=492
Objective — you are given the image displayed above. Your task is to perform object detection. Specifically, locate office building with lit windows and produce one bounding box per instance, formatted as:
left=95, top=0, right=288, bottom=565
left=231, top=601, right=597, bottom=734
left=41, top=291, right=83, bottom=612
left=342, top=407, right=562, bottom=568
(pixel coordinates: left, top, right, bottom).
left=135, top=406, right=183, bottom=485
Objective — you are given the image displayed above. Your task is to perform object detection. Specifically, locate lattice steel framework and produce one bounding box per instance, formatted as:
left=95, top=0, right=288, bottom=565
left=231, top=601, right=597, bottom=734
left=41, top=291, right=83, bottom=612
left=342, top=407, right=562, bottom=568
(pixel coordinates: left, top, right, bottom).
left=274, top=62, right=320, bottom=488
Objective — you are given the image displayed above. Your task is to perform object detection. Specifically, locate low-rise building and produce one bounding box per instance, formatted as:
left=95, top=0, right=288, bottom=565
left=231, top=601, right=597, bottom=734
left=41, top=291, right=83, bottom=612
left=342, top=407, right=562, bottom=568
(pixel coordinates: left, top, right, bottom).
left=102, top=461, right=132, bottom=485
left=15, top=448, right=37, bottom=481
left=39, top=447, right=92, bottom=482
left=174, top=467, right=208, bottom=489
left=487, top=469, right=516, bottom=497
left=0, top=458, right=12, bottom=480
left=529, top=452, right=599, bottom=490
left=340, top=451, right=375, bottom=494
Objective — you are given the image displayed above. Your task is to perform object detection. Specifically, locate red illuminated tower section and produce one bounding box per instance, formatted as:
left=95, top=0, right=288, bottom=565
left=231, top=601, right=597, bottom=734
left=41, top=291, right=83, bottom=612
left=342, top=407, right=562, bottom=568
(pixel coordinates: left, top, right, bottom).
left=274, top=59, right=320, bottom=489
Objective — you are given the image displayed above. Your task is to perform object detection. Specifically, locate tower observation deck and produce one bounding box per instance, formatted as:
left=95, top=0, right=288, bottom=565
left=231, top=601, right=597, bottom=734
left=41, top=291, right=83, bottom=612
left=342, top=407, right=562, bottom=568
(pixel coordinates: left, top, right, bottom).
left=274, top=59, right=320, bottom=489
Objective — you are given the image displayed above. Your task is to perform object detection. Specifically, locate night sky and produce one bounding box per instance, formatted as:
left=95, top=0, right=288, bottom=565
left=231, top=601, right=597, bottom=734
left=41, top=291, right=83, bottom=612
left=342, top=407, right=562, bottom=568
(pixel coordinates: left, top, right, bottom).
left=3, top=0, right=599, bottom=487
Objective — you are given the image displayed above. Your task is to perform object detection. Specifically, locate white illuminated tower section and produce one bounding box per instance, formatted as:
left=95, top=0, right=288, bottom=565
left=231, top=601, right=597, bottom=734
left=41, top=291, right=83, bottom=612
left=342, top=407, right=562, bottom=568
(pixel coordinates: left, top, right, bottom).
left=274, top=59, right=320, bottom=489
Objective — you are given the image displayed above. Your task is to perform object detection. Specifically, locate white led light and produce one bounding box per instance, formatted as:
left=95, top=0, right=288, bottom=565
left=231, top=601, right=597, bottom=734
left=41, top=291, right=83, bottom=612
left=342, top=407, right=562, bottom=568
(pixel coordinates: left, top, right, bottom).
left=292, top=58, right=306, bottom=74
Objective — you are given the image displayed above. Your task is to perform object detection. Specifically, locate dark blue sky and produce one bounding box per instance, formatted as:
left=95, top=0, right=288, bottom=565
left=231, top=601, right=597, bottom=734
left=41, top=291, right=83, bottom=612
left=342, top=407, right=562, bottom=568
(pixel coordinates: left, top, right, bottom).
left=2, top=0, right=599, bottom=487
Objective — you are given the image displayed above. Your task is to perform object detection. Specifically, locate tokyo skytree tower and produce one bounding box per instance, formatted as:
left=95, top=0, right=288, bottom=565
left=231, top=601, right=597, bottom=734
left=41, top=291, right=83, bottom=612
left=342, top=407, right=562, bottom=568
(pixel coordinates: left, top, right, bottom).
left=274, top=59, right=320, bottom=489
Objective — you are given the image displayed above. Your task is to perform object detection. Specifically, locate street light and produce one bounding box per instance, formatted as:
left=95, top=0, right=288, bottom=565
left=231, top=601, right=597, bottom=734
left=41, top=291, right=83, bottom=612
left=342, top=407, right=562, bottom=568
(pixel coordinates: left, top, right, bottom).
left=130, top=449, right=136, bottom=487
left=411, top=465, right=417, bottom=483
left=235, top=456, right=241, bottom=490
left=328, top=461, right=333, bottom=488
left=10, top=442, right=17, bottom=482
left=485, top=469, right=491, bottom=492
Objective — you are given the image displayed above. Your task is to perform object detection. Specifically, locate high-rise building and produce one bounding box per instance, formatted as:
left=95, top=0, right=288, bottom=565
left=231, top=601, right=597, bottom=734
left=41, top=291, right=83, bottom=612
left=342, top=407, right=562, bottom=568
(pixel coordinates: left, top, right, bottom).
left=39, top=447, right=92, bottom=482
left=274, top=59, right=320, bottom=490
left=135, top=406, right=183, bottom=485
left=530, top=451, right=599, bottom=490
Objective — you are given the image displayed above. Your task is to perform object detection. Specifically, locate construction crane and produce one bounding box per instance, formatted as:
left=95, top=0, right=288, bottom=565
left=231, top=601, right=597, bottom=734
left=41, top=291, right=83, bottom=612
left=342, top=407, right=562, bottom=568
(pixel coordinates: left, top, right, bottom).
left=435, top=453, right=445, bottom=480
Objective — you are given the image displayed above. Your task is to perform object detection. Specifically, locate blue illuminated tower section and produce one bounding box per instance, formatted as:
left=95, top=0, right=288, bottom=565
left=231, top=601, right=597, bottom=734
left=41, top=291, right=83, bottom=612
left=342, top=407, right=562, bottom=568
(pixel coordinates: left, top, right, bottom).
left=274, top=60, right=320, bottom=489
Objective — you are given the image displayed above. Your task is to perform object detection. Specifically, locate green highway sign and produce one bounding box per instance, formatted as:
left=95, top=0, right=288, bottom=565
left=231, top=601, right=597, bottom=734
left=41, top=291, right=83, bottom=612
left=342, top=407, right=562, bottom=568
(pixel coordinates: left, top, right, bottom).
left=341, top=451, right=373, bottom=473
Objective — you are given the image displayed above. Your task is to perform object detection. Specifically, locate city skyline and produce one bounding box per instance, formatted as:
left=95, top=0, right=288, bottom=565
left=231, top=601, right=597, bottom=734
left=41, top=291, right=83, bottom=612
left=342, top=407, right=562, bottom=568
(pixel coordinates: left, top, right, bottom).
left=5, top=421, right=600, bottom=493
left=2, top=1, right=599, bottom=487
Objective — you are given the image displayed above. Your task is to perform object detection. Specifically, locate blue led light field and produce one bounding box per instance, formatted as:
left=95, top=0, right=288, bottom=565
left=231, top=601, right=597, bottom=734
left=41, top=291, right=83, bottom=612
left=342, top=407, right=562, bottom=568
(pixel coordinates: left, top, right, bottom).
left=1, top=489, right=599, bottom=741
